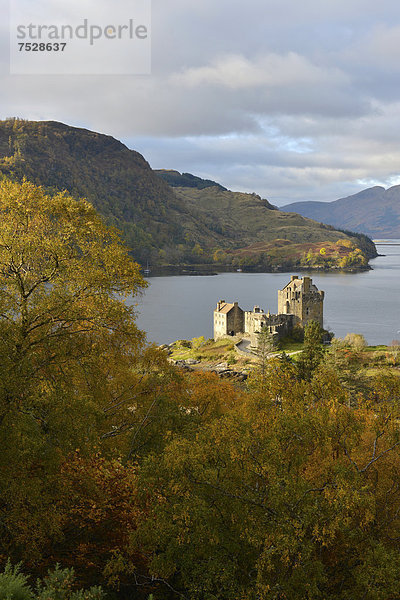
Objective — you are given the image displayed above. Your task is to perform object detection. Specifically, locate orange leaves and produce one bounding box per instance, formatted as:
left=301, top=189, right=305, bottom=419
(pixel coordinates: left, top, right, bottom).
left=182, top=370, right=241, bottom=417
left=130, top=358, right=400, bottom=599
left=48, top=452, right=146, bottom=588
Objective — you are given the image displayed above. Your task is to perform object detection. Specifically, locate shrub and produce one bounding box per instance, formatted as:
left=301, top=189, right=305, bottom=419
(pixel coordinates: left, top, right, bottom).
left=291, top=325, right=304, bottom=343
left=36, top=565, right=104, bottom=600
left=227, top=353, right=237, bottom=366
left=191, top=336, right=206, bottom=349
left=176, top=339, right=192, bottom=348
left=344, top=333, right=367, bottom=351
left=0, top=561, right=32, bottom=600
left=0, top=563, right=105, bottom=600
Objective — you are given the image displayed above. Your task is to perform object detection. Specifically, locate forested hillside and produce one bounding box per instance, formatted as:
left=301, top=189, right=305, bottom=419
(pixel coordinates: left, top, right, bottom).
left=155, top=169, right=228, bottom=191
left=0, top=119, right=376, bottom=269
left=0, top=119, right=193, bottom=263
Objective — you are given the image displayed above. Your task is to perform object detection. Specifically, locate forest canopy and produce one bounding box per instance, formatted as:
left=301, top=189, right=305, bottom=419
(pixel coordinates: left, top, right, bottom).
left=0, top=179, right=399, bottom=600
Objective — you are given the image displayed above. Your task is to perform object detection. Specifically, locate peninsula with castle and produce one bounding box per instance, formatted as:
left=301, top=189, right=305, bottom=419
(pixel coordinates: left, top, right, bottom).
left=213, top=275, right=325, bottom=350
left=165, top=275, right=328, bottom=377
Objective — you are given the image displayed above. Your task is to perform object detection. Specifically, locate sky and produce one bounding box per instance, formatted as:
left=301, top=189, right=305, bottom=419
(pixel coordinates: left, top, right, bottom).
left=2, top=0, right=400, bottom=205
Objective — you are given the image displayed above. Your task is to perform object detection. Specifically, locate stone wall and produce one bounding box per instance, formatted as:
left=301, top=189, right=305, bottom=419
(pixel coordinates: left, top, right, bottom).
left=278, top=276, right=324, bottom=327
left=213, top=311, right=228, bottom=339
left=214, top=302, right=244, bottom=339
left=245, top=309, right=295, bottom=339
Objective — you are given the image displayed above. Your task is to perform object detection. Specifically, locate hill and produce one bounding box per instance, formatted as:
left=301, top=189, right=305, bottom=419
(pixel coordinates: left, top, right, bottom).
left=172, top=186, right=376, bottom=269
left=0, top=119, right=376, bottom=270
left=0, top=119, right=198, bottom=263
left=155, top=169, right=227, bottom=191
left=175, top=186, right=342, bottom=245
left=282, top=186, right=400, bottom=238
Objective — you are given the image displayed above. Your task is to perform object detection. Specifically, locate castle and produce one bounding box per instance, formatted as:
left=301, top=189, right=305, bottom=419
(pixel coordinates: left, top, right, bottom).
left=213, top=276, right=324, bottom=342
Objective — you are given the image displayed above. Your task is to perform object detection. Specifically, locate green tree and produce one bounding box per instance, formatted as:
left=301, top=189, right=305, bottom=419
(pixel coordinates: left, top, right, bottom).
left=324, top=337, right=370, bottom=404
left=255, top=326, right=276, bottom=381
left=297, top=320, right=324, bottom=380
left=192, top=243, right=204, bottom=256
left=0, top=561, right=32, bottom=600
left=0, top=561, right=104, bottom=600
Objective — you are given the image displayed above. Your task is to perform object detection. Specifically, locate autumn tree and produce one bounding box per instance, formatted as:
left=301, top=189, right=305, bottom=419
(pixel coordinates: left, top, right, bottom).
left=256, top=326, right=275, bottom=357
left=324, top=337, right=370, bottom=404
left=344, top=332, right=367, bottom=350
left=0, top=178, right=159, bottom=566
left=252, top=326, right=276, bottom=392
left=47, top=453, right=146, bottom=589
left=132, top=362, right=400, bottom=600
left=389, top=339, right=400, bottom=365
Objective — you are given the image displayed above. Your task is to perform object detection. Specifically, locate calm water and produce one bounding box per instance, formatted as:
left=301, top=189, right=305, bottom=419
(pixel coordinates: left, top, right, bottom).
left=132, top=241, right=400, bottom=346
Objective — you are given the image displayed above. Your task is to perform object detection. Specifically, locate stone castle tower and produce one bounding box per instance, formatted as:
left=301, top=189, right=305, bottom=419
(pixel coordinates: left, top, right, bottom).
left=277, top=275, right=324, bottom=328
left=213, top=276, right=324, bottom=341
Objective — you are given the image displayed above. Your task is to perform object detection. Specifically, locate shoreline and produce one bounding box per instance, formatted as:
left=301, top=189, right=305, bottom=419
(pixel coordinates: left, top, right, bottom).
left=142, top=263, right=373, bottom=277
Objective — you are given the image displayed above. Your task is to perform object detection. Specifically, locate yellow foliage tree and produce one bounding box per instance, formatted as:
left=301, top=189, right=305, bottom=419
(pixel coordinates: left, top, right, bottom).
left=0, top=178, right=156, bottom=563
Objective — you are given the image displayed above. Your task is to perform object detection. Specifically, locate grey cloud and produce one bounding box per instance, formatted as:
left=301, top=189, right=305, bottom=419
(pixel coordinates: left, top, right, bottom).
left=2, top=0, right=400, bottom=204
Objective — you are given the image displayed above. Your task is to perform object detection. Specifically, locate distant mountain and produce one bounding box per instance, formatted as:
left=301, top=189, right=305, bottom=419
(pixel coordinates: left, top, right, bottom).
left=155, top=169, right=227, bottom=191
left=0, top=119, right=376, bottom=269
left=282, top=186, right=400, bottom=238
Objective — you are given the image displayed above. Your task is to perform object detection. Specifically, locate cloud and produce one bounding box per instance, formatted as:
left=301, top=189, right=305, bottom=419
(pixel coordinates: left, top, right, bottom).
left=2, top=0, right=400, bottom=204
left=173, top=53, right=349, bottom=90
left=345, top=24, right=400, bottom=71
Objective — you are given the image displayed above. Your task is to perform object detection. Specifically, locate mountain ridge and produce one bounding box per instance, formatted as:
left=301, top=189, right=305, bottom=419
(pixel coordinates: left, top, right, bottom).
left=282, top=185, right=400, bottom=238
left=0, top=118, right=377, bottom=269
left=155, top=169, right=228, bottom=192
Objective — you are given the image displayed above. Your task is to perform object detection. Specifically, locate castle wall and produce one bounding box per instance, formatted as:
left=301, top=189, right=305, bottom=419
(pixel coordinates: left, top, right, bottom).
left=214, top=302, right=244, bottom=339
left=245, top=308, right=265, bottom=335
left=278, top=276, right=324, bottom=328
left=302, top=290, right=324, bottom=327
left=227, top=304, right=244, bottom=335
left=245, top=310, right=295, bottom=346
left=214, top=276, right=324, bottom=342
left=213, top=311, right=228, bottom=339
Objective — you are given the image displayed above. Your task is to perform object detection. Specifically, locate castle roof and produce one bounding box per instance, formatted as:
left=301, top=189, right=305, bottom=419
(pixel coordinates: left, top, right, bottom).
left=215, top=302, right=235, bottom=314
left=281, top=277, right=301, bottom=290
left=281, top=276, right=319, bottom=292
